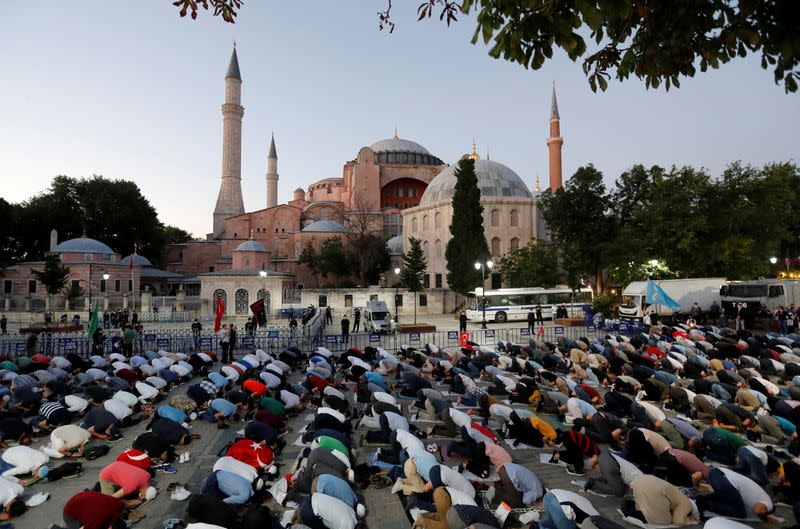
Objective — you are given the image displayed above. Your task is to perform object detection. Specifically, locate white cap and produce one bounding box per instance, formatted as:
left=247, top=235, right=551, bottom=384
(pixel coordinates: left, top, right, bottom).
left=347, top=468, right=355, bottom=482
left=181, top=422, right=189, bottom=429
left=356, top=504, right=366, bottom=518
left=145, top=486, right=158, bottom=501
left=267, top=465, right=278, bottom=477
left=189, top=412, right=197, bottom=421
left=255, top=478, right=264, bottom=491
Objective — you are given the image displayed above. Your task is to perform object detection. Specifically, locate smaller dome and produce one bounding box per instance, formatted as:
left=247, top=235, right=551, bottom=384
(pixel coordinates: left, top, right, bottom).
left=234, top=240, right=267, bottom=252
left=120, top=254, right=152, bottom=267
left=386, top=235, right=403, bottom=256
left=301, top=220, right=349, bottom=233
left=294, top=187, right=305, bottom=193
left=54, top=236, right=114, bottom=255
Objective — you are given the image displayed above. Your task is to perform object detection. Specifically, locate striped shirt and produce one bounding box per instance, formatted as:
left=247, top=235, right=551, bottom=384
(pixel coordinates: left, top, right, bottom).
left=39, top=401, right=66, bottom=419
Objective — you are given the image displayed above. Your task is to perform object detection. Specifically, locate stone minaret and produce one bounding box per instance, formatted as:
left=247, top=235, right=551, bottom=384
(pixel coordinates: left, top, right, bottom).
left=266, top=134, right=278, bottom=209
left=212, top=46, right=246, bottom=238
left=546, top=82, right=563, bottom=191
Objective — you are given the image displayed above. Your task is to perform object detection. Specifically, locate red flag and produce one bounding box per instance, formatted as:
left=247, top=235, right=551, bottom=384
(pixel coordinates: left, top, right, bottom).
left=537, top=326, right=544, bottom=338
left=214, top=295, right=225, bottom=332
left=250, top=298, right=267, bottom=326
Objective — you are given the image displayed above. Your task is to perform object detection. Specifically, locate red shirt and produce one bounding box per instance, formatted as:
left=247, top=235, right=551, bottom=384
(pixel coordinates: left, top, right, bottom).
left=64, top=491, right=124, bottom=529
left=243, top=379, right=267, bottom=397
left=227, top=438, right=274, bottom=469
left=307, top=374, right=328, bottom=391
left=116, top=368, right=138, bottom=384
left=469, top=422, right=497, bottom=443
left=116, top=448, right=151, bottom=470
left=99, top=461, right=150, bottom=494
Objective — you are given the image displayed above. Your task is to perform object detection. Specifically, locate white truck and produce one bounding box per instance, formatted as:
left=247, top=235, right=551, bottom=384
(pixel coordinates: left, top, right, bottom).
left=720, top=279, right=800, bottom=318
left=362, top=300, right=396, bottom=334
left=618, top=278, right=726, bottom=320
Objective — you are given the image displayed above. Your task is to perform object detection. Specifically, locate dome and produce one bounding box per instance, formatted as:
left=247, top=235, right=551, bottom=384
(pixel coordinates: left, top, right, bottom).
left=120, top=254, right=153, bottom=267
left=419, top=159, right=533, bottom=206
left=301, top=220, right=349, bottom=233
left=294, top=187, right=305, bottom=193
left=234, top=239, right=267, bottom=252
left=54, top=236, right=114, bottom=255
left=386, top=235, right=403, bottom=256
left=370, top=137, right=431, bottom=155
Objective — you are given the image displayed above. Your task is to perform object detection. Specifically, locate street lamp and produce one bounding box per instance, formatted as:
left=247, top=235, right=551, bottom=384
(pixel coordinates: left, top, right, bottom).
left=474, top=259, right=494, bottom=329
left=259, top=269, right=267, bottom=298
left=394, top=267, right=401, bottom=323
left=770, top=257, right=778, bottom=265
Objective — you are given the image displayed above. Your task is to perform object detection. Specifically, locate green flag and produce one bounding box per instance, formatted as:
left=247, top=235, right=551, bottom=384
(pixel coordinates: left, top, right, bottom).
left=87, top=302, right=99, bottom=339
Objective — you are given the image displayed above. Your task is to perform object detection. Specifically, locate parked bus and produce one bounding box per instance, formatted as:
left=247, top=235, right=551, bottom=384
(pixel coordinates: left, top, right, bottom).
left=465, top=287, right=593, bottom=323
left=720, top=279, right=800, bottom=326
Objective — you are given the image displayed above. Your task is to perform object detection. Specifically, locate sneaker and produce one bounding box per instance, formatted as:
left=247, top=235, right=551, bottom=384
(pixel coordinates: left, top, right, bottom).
left=566, top=465, right=586, bottom=476
left=108, top=433, right=123, bottom=442
left=390, top=478, right=404, bottom=494
left=157, top=465, right=178, bottom=474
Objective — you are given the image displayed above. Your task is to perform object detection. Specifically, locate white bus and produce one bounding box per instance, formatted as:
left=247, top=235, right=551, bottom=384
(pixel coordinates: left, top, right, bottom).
left=465, top=287, right=594, bottom=323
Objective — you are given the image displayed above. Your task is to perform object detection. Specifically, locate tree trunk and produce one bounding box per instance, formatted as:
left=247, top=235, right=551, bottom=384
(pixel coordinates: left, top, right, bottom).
left=414, top=291, right=418, bottom=324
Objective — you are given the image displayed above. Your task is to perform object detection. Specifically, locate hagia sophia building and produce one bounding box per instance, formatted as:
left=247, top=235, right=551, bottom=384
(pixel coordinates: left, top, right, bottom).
left=163, top=46, right=565, bottom=293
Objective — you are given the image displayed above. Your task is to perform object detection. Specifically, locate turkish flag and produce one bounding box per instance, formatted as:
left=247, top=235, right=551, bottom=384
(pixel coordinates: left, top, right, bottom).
left=250, top=298, right=267, bottom=326
left=537, top=326, right=544, bottom=338
left=213, top=295, right=225, bottom=332
left=459, top=332, right=471, bottom=347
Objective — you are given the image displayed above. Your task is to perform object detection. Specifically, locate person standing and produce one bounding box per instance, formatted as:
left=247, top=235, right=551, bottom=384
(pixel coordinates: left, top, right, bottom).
left=353, top=308, right=361, bottom=332
left=219, top=324, right=231, bottom=363
left=122, top=325, right=136, bottom=358
left=459, top=312, right=467, bottom=332
left=0, top=315, right=6, bottom=335
left=719, top=306, right=727, bottom=328
left=325, top=306, right=333, bottom=325
left=341, top=315, right=350, bottom=344
left=102, top=311, right=110, bottom=329
left=289, top=315, right=298, bottom=335
left=191, top=319, right=202, bottom=350
left=535, top=304, right=543, bottom=325
left=527, top=309, right=536, bottom=335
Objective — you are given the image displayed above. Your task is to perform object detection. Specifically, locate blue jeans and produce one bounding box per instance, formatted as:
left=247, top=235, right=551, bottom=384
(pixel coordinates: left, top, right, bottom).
left=707, top=468, right=746, bottom=518
left=539, top=491, right=576, bottom=529
left=735, top=446, right=769, bottom=485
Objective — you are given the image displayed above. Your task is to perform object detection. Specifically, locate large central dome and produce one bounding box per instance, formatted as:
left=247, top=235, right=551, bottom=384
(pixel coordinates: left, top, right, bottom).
left=368, top=136, right=444, bottom=167
left=419, top=159, right=532, bottom=206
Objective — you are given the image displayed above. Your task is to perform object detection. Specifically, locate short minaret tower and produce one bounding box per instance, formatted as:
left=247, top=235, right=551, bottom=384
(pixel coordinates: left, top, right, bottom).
left=266, top=134, right=278, bottom=209
left=546, top=82, right=564, bottom=191
left=212, top=46, right=246, bottom=238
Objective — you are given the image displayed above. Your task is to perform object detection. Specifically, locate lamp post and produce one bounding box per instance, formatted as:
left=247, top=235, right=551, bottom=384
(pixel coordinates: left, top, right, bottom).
left=394, top=267, right=401, bottom=323
left=474, top=260, right=494, bottom=329
left=259, top=269, right=267, bottom=298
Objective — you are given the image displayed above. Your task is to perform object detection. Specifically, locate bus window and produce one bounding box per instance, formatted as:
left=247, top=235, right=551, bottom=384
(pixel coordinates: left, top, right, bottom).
left=769, top=285, right=784, bottom=298
left=719, top=285, right=727, bottom=296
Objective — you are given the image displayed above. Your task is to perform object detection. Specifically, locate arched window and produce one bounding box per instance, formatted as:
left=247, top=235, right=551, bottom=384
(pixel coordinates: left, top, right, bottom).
left=213, top=289, right=227, bottom=315
left=491, top=237, right=501, bottom=256
left=422, top=215, right=429, bottom=231
left=295, top=241, right=301, bottom=257
left=434, top=212, right=441, bottom=229
left=490, top=209, right=500, bottom=227
left=412, top=217, right=418, bottom=232
left=423, top=240, right=430, bottom=260
left=244, top=258, right=251, bottom=267
left=320, top=207, right=328, bottom=220
left=235, top=288, right=249, bottom=315
left=434, top=239, right=442, bottom=260
left=510, top=237, right=520, bottom=251
left=510, top=209, right=519, bottom=227
left=257, top=289, right=271, bottom=316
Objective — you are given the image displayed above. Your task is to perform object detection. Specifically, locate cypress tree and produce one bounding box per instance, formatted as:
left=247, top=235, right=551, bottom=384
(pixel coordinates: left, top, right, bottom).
left=445, top=157, right=490, bottom=294
left=400, top=237, right=428, bottom=324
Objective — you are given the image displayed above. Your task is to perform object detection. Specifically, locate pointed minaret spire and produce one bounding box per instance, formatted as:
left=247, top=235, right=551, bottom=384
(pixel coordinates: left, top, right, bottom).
left=468, top=138, right=480, bottom=160
left=393, top=126, right=399, bottom=139
left=535, top=174, right=541, bottom=193
left=550, top=80, right=559, bottom=120
left=547, top=81, right=563, bottom=191
left=266, top=133, right=279, bottom=209
left=213, top=46, right=246, bottom=238
left=226, top=46, right=241, bottom=80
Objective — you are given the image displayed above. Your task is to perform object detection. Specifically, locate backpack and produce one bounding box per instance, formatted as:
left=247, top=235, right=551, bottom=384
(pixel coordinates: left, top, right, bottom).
left=83, top=444, right=111, bottom=460
left=48, top=462, right=83, bottom=481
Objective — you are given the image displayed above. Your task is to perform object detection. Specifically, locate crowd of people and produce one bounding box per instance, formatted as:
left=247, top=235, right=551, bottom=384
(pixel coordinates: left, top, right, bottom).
left=0, top=313, right=800, bottom=529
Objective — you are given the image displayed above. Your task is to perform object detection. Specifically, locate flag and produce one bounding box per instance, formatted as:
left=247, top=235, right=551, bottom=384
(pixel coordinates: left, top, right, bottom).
left=537, top=326, right=543, bottom=338
left=87, top=301, right=99, bottom=339
left=250, top=298, right=267, bottom=326
left=213, top=295, right=225, bottom=332
left=645, top=280, right=681, bottom=311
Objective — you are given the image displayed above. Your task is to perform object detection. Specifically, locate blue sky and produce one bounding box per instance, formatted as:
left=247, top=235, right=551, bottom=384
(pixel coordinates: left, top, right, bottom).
left=1, top=1, right=798, bottom=237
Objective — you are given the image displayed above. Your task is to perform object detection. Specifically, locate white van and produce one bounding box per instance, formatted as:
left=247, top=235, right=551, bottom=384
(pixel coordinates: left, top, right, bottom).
left=363, top=300, right=396, bottom=334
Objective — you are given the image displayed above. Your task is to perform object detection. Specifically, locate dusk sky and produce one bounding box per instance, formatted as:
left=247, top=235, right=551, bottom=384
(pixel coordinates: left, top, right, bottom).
left=2, top=1, right=798, bottom=237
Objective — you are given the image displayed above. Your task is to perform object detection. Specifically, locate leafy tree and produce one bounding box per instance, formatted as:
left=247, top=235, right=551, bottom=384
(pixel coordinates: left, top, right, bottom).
left=10, top=175, right=167, bottom=264
left=162, top=225, right=194, bottom=244
left=445, top=158, right=490, bottom=294
left=31, top=255, right=71, bottom=310
left=608, top=259, right=679, bottom=288
left=298, top=242, right=321, bottom=284
left=177, top=0, right=800, bottom=93
left=497, top=240, right=561, bottom=288
left=0, top=198, right=17, bottom=266
left=400, top=237, right=428, bottom=324
left=540, top=165, right=615, bottom=292
left=318, top=237, right=351, bottom=283
left=340, top=202, right=390, bottom=285
left=61, top=282, right=85, bottom=309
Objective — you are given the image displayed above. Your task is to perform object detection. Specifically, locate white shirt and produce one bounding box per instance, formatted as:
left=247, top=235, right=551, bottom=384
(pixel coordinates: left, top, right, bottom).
left=280, top=390, right=301, bottom=409
left=742, top=446, right=768, bottom=465
left=396, top=429, right=424, bottom=452
left=611, top=453, right=643, bottom=485
left=146, top=376, right=167, bottom=389
left=64, top=395, right=89, bottom=413
left=213, top=456, right=258, bottom=483
left=260, top=371, right=282, bottom=389
left=439, top=465, right=475, bottom=497
left=322, top=386, right=345, bottom=400
left=445, top=486, right=477, bottom=507
left=113, top=391, right=139, bottom=408
left=104, top=398, right=133, bottom=420
left=372, top=391, right=397, bottom=406
left=549, top=489, right=599, bottom=520
left=1, top=446, right=48, bottom=477
left=450, top=408, right=471, bottom=429
left=311, top=493, right=357, bottom=529
left=638, top=401, right=666, bottom=423
left=0, top=477, right=23, bottom=507
left=350, top=358, right=371, bottom=371
left=719, top=467, right=772, bottom=514
left=135, top=381, right=159, bottom=401
left=317, top=407, right=345, bottom=424
left=490, top=404, right=515, bottom=422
